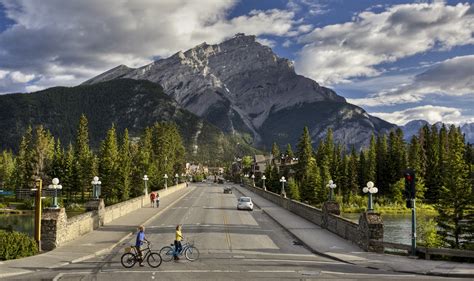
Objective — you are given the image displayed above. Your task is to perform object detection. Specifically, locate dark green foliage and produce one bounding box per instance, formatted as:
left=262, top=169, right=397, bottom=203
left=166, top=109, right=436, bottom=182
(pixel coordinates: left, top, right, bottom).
left=0, top=230, right=38, bottom=260
left=0, top=79, right=252, bottom=163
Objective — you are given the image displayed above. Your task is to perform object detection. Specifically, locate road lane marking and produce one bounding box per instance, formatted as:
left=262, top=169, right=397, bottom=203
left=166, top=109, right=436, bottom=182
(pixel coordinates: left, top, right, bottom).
left=320, top=270, right=416, bottom=277
left=246, top=259, right=344, bottom=264
left=101, top=270, right=297, bottom=273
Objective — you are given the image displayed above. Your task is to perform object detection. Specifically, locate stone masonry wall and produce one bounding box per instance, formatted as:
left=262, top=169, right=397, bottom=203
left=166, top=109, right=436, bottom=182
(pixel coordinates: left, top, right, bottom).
left=41, top=183, right=187, bottom=250
left=242, top=184, right=383, bottom=252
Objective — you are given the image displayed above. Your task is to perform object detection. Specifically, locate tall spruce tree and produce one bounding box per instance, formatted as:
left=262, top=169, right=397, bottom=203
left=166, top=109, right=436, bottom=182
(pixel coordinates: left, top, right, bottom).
left=296, top=127, right=313, bottom=182
left=425, top=125, right=440, bottom=202
left=0, top=150, right=15, bottom=190
left=366, top=135, right=377, bottom=183
left=287, top=177, right=300, bottom=201
left=436, top=125, right=473, bottom=249
left=271, top=142, right=280, bottom=159
left=376, top=134, right=389, bottom=196
left=347, top=146, right=359, bottom=198
left=75, top=115, right=94, bottom=201
left=285, top=143, right=294, bottom=159
left=119, top=129, right=132, bottom=200
left=99, top=124, right=120, bottom=204
left=14, top=126, right=34, bottom=189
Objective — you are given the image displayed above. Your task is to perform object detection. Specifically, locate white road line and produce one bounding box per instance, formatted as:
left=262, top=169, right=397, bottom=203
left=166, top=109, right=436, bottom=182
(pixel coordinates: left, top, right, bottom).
left=320, top=270, right=416, bottom=277
left=101, top=270, right=296, bottom=273
left=247, top=259, right=344, bottom=264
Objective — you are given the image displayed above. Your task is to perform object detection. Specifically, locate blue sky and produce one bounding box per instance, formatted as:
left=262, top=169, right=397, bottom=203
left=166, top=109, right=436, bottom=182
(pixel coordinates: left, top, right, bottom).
left=0, top=0, right=472, bottom=125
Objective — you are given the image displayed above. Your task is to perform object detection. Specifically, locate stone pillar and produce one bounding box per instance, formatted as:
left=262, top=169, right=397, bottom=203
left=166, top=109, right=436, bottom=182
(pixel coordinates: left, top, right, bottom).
left=322, top=201, right=340, bottom=228
left=85, top=199, right=105, bottom=228
left=41, top=208, right=67, bottom=251
left=358, top=212, right=384, bottom=252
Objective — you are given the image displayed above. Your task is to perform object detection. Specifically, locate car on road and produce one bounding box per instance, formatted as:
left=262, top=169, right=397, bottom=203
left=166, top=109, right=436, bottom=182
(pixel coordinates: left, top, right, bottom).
left=237, top=196, right=253, bottom=211
left=218, top=178, right=224, bottom=184
left=223, top=186, right=232, bottom=194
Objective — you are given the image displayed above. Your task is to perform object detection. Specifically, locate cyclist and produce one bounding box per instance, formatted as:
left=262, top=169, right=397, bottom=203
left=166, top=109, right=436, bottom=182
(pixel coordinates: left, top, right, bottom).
left=136, top=225, right=148, bottom=266
left=174, top=224, right=183, bottom=260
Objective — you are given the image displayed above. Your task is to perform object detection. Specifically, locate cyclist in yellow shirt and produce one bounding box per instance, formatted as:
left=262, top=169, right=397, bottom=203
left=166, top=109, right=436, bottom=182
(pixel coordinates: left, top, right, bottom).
left=174, top=224, right=183, bottom=260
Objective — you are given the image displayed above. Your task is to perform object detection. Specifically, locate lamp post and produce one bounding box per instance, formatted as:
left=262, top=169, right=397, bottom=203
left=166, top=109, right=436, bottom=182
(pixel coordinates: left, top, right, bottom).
left=251, top=174, right=255, bottom=187
left=164, top=174, right=168, bottom=190
left=261, top=175, right=266, bottom=191
left=142, top=175, right=149, bottom=196
left=326, top=180, right=337, bottom=201
left=48, top=178, right=62, bottom=209
left=244, top=173, right=249, bottom=185
left=280, top=176, right=287, bottom=198
left=362, top=181, right=378, bottom=212
left=91, top=176, right=101, bottom=199
left=175, top=173, right=179, bottom=186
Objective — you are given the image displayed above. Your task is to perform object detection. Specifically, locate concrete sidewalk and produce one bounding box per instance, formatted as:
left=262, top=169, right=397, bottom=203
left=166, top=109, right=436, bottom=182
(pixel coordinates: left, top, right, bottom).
left=0, top=185, right=195, bottom=279
left=235, top=185, right=474, bottom=278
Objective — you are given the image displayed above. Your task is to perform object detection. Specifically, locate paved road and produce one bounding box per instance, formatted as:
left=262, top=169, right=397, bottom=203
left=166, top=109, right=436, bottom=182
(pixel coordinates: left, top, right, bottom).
left=9, top=183, right=454, bottom=280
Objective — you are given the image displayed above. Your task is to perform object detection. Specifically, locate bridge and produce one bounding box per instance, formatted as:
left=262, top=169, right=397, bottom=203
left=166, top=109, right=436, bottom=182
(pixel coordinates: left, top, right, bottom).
left=1, top=182, right=472, bottom=280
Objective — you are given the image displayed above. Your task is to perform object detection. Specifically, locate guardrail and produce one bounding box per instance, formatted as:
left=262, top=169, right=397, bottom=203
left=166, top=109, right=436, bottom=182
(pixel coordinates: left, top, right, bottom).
left=382, top=241, right=474, bottom=260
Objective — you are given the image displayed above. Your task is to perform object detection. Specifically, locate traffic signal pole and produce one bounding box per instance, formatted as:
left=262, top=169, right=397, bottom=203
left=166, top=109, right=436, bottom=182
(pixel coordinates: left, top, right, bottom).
left=411, top=198, right=416, bottom=256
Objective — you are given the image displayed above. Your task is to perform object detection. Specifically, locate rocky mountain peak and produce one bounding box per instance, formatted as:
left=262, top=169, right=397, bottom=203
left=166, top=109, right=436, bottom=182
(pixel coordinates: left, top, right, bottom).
left=83, top=34, right=395, bottom=149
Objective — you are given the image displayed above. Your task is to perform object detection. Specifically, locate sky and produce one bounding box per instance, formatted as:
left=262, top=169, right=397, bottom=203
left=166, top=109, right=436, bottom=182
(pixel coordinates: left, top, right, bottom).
left=0, top=0, right=473, bottom=126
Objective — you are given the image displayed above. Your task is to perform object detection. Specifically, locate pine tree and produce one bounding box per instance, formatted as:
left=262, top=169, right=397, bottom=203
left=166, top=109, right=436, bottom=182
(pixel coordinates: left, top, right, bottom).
left=376, top=134, right=389, bottom=196
left=366, top=134, right=377, bottom=183
left=347, top=146, right=359, bottom=198
left=436, top=125, right=473, bottom=249
left=14, top=126, right=34, bottom=189
left=358, top=151, right=367, bottom=189
left=75, top=115, right=94, bottom=201
left=271, top=142, right=280, bottom=159
left=285, top=143, right=294, bottom=159
left=296, top=127, right=313, bottom=182
left=287, top=177, right=300, bottom=201
left=119, top=129, right=132, bottom=200
left=425, top=125, right=440, bottom=202
left=99, top=124, right=120, bottom=203
left=63, top=144, right=75, bottom=201
left=301, top=157, right=321, bottom=204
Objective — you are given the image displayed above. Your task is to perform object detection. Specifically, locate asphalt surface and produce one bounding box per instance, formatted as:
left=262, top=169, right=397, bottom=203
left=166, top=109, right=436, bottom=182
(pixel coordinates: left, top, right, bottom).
left=7, top=182, right=458, bottom=280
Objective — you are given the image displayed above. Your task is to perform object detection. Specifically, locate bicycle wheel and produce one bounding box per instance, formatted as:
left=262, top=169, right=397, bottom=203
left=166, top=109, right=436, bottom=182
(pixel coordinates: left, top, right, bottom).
left=121, top=253, right=137, bottom=268
left=160, top=246, right=174, bottom=262
left=185, top=246, right=200, bottom=261
left=147, top=252, right=162, bottom=268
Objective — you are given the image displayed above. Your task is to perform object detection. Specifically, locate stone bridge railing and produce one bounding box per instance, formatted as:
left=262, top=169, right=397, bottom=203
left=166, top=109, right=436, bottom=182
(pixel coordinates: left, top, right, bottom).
left=242, top=184, right=384, bottom=252
left=41, top=183, right=187, bottom=251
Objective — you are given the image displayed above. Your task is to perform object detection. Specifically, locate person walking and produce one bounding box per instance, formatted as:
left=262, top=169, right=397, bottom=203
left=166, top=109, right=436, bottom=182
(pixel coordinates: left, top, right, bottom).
left=150, top=192, right=156, bottom=208
left=155, top=193, right=160, bottom=208
left=135, top=225, right=148, bottom=266
left=174, top=225, right=183, bottom=260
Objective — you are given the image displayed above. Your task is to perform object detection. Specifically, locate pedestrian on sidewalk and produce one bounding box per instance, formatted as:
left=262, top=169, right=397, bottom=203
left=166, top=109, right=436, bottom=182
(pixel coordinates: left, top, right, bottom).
left=174, top=224, right=183, bottom=260
left=135, top=225, right=148, bottom=266
left=150, top=192, right=156, bottom=208
left=155, top=193, right=160, bottom=208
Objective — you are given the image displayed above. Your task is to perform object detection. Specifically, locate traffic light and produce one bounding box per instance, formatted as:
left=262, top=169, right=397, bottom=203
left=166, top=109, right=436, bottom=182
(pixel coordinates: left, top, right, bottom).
left=404, top=169, right=416, bottom=208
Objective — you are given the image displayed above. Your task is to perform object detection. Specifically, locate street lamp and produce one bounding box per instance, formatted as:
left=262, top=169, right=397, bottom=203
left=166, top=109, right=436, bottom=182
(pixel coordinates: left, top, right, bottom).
left=48, top=178, right=62, bottom=209
left=261, top=175, right=266, bottom=191
left=175, top=173, right=179, bottom=185
left=326, top=180, right=337, bottom=201
left=362, top=181, right=378, bottom=212
left=91, top=176, right=101, bottom=199
left=164, top=174, right=168, bottom=190
left=142, top=175, right=149, bottom=196
left=251, top=174, right=255, bottom=187
left=280, top=176, right=287, bottom=198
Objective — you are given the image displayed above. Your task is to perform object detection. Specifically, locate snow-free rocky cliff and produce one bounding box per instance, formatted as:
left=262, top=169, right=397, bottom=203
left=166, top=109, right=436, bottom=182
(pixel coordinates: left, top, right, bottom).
left=83, top=34, right=395, bottom=149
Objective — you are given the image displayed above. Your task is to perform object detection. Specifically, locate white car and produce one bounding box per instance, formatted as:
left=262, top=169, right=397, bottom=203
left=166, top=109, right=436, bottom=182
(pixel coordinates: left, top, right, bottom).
left=237, top=197, right=253, bottom=211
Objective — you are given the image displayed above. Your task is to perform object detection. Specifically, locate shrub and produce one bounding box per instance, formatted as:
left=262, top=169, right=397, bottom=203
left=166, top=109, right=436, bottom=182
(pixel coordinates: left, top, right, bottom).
left=0, top=230, right=38, bottom=260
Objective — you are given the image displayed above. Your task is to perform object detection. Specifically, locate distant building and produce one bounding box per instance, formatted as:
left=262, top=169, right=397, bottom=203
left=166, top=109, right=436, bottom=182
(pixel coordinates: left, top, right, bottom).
left=252, top=154, right=271, bottom=176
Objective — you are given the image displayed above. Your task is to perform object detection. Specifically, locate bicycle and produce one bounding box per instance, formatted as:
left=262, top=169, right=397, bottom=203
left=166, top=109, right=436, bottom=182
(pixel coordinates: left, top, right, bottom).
left=159, top=240, right=200, bottom=262
left=121, top=242, right=162, bottom=268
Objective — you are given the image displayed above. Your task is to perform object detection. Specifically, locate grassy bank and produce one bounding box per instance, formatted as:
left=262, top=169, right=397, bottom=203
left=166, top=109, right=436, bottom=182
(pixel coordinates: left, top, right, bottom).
left=341, top=202, right=438, bottom=216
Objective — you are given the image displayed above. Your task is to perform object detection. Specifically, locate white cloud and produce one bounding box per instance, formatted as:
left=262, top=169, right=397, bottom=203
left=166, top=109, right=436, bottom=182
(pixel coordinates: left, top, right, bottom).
left=256, top=38, right=277, bottom=48
left=287, top=0, right=330, bottom=17
left=371, top=105, right=474, bottom=126
left=347, top=55, right=474, bottom=107
left=295, top=2, right=474, bottom=85
left=9, top=71, right=35, bottom=83
left=0, top=0, right=304, bottom=92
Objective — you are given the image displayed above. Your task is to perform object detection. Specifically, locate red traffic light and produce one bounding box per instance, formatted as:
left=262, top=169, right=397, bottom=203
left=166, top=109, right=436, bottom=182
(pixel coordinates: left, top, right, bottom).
left=405, top=174, right=412, bottom=182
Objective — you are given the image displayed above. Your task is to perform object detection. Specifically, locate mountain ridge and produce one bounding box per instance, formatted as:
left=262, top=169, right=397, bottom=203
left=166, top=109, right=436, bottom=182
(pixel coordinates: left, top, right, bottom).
left=84, top=33, right=396, bottom=149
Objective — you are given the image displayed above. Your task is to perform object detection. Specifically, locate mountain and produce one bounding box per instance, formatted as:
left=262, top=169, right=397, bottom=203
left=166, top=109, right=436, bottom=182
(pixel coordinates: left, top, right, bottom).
left=401, top=120, right=474, bottom=143
left=0, top=79, right=256, bottom=162
left=84, top=34, right=396, bottom=149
